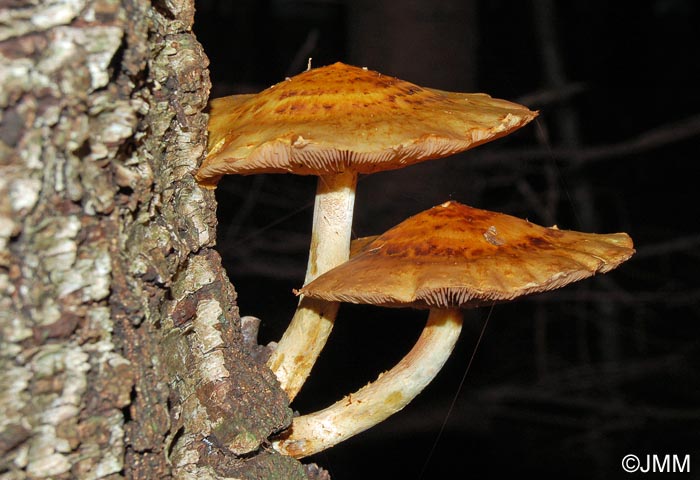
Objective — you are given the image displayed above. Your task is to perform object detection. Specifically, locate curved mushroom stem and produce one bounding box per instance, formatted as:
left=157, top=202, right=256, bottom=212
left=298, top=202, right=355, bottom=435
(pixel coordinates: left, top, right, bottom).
left=272, top=308, right=463, bottom=458
left=267, top=170, right=358, bottom=400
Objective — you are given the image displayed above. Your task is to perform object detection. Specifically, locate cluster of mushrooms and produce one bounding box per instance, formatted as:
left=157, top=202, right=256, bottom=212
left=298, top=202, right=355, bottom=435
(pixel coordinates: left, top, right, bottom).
left=195, top=62, right=635, bottom=459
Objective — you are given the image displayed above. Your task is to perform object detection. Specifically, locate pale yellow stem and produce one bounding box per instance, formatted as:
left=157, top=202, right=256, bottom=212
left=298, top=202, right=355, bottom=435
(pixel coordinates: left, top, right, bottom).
left=266, top=170, right=358, bottom=400
left=273, top=308, right=463, bottom=458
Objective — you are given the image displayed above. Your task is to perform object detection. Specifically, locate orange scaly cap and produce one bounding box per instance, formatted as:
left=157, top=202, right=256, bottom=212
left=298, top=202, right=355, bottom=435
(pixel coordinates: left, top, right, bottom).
left=301, top=201, right=635, bottom=309
left=196, top=62, right=537, bottom=188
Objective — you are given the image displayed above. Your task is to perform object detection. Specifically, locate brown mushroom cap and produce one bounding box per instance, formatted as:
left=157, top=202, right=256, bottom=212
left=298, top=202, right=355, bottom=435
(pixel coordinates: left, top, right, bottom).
left=196, top=62, right=537, bottom=188
left=300, top=201, right=635, bottom=309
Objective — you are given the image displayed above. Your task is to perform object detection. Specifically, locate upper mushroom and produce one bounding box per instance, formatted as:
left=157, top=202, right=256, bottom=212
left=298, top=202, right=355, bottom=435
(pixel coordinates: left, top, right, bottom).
left=196, top=62, right=538, bottom=401
left=196, top=62, right=537, bottom=186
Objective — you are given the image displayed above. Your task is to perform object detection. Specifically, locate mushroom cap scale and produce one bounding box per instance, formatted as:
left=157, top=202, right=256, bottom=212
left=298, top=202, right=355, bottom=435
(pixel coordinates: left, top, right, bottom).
left=196, top=62, right=537, bottom=187
left=300, top=201, right=635, bottom=309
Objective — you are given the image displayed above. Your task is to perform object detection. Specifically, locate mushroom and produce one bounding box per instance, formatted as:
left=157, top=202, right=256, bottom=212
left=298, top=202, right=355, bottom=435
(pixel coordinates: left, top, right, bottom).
left=273, top=201, right=635, bottom=458
left=196, top=62, right=538, bottom=400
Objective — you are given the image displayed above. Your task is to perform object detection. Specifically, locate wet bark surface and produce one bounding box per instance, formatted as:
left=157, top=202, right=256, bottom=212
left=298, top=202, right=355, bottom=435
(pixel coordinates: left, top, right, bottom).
left=0, top=1, right=315, bottom=478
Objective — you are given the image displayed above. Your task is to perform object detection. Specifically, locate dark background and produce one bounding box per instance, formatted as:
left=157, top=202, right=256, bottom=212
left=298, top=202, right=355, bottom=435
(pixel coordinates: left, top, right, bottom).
left=194, top=1, right=700, bottom=478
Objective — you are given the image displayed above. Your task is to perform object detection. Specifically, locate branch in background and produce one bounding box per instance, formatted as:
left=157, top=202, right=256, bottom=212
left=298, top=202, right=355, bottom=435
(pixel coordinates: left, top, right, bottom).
left=633, top=233, right=700, bottom=259
left=286, top=29, right=320, bottom=76
left=516, top=82, right=587, bottom=108
left=473, top=114, right=700, bottom=166
left=530, top=286, right=700, bottom=307
left=532, top=0, right=581, bottom=148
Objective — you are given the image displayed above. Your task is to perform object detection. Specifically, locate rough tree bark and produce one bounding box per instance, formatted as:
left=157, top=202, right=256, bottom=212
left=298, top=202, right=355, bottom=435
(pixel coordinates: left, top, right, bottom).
left=0, top=1, right=314, bottom=478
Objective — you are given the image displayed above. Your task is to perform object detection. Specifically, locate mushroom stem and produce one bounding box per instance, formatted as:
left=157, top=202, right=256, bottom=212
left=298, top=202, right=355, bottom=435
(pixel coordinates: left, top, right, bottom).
left=272, top=308, right=464, bottom=458
left=267, top=170, right=358, bottom=400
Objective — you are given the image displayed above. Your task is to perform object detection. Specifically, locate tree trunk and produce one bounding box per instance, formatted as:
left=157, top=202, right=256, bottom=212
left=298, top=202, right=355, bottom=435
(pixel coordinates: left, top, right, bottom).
left=0, top=1, right=310, bottom=478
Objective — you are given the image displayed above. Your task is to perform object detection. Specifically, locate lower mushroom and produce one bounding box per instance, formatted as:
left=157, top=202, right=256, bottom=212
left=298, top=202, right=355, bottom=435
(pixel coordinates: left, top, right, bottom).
left=273, top=201, right=635, bottom=458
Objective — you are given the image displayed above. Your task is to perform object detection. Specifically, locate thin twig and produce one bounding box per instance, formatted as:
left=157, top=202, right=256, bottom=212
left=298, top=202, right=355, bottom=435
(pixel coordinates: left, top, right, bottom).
left=470, top=114, right=700, bottom=166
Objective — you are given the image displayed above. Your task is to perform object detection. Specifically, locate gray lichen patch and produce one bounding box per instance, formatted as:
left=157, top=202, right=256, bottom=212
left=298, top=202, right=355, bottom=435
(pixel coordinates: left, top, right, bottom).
left=19, top=344, right=91, bottom=477
left=8, top=178, right=42, bottom=213
left=0, top=0, right=87, bottom=41
left=194, top=299, right=227, bottom=356
left=29, top=215, right=82, bottom=270
left=174, top=187, right=212, bottom=247
left=171, top=255, right=218, bottom=301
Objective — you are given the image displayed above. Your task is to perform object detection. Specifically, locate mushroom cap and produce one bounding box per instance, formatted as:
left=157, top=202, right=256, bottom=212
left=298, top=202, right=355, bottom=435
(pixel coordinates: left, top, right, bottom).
left=196, top=62, right=537, bottom=188
left=299, top=201, right=635, bottom=309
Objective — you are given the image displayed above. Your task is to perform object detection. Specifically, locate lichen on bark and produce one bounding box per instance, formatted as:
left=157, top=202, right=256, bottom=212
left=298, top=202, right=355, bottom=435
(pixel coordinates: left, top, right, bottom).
left=0, top=1, right=313, bottom=478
